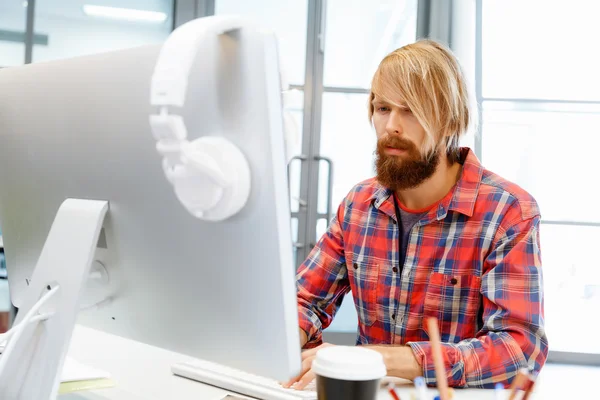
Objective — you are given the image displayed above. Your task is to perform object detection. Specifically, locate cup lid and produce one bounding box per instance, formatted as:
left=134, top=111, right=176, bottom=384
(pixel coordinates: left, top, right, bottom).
left=312, top=346, right=387, bottom=381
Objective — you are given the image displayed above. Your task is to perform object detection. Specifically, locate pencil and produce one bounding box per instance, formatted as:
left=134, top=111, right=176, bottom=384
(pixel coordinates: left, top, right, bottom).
left=521, top=375, right=536, bottom=400
left=427, top=317, right=450, bottom=400
left=508, top=368, right=529, bottom=400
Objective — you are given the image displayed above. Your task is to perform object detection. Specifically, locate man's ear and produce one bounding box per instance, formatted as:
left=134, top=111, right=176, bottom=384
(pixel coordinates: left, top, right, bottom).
left=367, top=92, right=375, bottom=122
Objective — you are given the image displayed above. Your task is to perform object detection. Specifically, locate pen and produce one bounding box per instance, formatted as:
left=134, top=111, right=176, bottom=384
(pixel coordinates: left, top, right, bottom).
left=495, top=382, right=504, bottom=400
left=414, top=376, right=428, bottom=400
left=387, top=382, right=401, bottom=400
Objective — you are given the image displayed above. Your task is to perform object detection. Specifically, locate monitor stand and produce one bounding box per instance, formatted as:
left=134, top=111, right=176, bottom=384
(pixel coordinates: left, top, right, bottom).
left=0, top=198, right=108, bottom=400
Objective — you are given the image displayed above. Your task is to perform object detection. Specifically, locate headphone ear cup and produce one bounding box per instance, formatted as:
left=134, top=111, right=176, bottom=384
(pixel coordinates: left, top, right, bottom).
left=170, top=163, right=224, bottom=217
left=175, top=136, right=251, bottom=221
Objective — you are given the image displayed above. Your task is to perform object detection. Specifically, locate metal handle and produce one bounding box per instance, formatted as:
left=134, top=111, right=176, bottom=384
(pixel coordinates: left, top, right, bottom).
left=314, top=155, right=334, bottom=225
left=287, top=155, right=308, bottom=206
left=288, top=155, right=308, bottom=250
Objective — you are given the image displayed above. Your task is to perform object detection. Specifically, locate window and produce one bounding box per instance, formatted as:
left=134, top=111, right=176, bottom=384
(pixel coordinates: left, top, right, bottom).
left=323, top=0, right=417, bottom=89
left=482, top=0, right=600, bottom=102
left=0, top=1, right=27, bottom=66
left=479, top=0, right=600, bottom=358
left=33, top=0, right=174, bottom=63
left=320, top=0, right=418, bottom=333
left=319, top=0, right=418, bottom=224
left=216, top=0, right=308, bottom=86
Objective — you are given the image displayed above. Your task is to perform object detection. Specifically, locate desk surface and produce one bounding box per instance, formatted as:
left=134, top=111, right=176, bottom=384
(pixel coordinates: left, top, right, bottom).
left=60, top=325, right=600, bottom=400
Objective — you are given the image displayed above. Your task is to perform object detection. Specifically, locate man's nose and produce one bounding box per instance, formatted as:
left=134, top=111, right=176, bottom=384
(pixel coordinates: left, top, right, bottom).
left=385, top=110, right=403, bottom=136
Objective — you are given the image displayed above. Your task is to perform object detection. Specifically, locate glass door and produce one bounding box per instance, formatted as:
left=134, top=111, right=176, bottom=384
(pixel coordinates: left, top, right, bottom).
left=314, top=0, right=419, bottom=333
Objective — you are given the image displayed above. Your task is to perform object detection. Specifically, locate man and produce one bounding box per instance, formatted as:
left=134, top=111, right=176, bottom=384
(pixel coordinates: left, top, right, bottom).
left=286, top=40, right=547, bottom=389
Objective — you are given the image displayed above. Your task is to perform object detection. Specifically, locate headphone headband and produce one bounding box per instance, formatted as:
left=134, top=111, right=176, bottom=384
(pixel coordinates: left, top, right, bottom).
left=150, top=15, right=250, bottom=108
left=148, top=16, right=255, bottom=221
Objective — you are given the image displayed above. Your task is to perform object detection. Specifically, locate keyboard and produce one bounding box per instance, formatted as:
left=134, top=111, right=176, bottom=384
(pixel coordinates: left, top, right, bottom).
left=171, top=359, right=317, bottom=400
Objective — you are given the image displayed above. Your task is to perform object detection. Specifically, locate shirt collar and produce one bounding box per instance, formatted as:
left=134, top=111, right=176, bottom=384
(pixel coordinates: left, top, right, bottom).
left=367, top=147, right=483, bottom=219
left=446, top=147, right=484, bottom=217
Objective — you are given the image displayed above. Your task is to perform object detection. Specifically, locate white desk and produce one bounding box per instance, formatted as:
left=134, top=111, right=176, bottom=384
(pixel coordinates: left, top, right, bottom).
left=61, top=325, right=600, bottom=400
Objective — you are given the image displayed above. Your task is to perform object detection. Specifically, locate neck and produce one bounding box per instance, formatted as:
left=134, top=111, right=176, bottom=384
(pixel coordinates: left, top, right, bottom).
left=396, top=155, right=462, bottom=210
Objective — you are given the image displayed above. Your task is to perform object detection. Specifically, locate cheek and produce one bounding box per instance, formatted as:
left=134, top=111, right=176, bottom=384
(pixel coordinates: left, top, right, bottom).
left=372, top=116, right=387, bottom=138
left=406, top=118, right=428, bottom=144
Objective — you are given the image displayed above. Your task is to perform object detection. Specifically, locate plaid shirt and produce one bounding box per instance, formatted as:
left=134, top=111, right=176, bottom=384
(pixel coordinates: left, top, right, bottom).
left=296, top=148, right=548, bottom=388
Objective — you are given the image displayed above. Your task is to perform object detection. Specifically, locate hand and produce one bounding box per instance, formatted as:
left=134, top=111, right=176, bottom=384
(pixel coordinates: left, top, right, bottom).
left=282, top=343, right=334, bottom=390
left=299, top=328, right=308, bottom=348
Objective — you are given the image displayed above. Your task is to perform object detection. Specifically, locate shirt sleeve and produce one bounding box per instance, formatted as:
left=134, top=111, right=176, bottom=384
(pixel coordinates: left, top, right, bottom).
left=407, top=207, right=548, bottom=388
left=297, top=200, right=350, bottom=348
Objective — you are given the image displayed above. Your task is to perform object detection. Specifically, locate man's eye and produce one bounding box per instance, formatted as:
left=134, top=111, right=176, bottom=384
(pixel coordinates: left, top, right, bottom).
left=377, top=107, right=389, bottom=112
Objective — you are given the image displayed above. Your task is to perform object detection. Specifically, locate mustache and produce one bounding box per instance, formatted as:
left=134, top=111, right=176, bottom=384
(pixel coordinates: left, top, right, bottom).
left=377, top=136, right=416, bottom=153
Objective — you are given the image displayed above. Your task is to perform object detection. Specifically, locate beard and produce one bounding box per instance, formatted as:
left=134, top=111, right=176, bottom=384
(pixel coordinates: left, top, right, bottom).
left=375, top=135, right=440, bottom=191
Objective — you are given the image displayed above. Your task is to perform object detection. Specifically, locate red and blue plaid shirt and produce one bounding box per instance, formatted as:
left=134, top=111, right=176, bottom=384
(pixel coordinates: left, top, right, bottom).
left=296, top=148, right=548, bottom=388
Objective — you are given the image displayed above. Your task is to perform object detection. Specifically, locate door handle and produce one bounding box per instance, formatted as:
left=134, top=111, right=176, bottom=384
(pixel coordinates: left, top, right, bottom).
left=287, top=154, right=308, bottom=210
left=314, top=155, right=334, bottom=225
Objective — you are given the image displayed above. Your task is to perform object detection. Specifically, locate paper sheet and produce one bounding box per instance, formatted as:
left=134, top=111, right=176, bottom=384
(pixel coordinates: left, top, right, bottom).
left=59, top=378, right=115, bottom=394
left=61, top=357, right=111, bottom=383
left=58, top=357, right=115, bottom=394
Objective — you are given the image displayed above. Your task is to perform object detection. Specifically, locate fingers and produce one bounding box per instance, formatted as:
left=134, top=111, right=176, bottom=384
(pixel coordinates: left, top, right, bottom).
left=291, top=370, right=315, bottom=390
left=282, top=343, right=332, bottom=389
left=283, top=354, right=315, bottom=388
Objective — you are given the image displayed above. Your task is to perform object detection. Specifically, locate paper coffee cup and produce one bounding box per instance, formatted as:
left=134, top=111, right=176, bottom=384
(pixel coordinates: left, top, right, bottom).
left=312, top=346, right=387, bottom=400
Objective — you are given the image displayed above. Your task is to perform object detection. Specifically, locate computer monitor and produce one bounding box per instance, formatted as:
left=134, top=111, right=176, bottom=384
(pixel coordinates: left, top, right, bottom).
left=0, top=16, right=301, bottom=395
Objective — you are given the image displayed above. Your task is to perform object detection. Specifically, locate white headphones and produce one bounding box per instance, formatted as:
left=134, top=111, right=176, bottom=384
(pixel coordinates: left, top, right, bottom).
left=149, top=16, right=298, bottom=221
left=149, top=16, right=253, bottom=222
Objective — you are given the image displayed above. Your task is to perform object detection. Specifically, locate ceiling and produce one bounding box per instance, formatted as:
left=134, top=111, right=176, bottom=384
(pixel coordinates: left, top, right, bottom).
left=0, top=0, right=173, bottom=22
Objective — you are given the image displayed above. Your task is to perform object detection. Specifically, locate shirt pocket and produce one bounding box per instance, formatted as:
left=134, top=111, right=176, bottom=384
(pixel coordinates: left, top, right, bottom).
left=348, top=260, right=379, bottom=327
left=423, top=272, right=482, bottom=341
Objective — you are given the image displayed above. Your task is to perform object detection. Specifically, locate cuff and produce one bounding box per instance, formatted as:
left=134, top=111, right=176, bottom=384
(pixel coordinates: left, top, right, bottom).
left=407, top=341, right=466, bottom=387
left=297, top=303, right=323, bottom=348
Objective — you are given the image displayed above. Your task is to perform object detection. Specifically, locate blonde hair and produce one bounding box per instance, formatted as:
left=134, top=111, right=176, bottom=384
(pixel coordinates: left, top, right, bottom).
left=368, top=40, right=471, bottom=162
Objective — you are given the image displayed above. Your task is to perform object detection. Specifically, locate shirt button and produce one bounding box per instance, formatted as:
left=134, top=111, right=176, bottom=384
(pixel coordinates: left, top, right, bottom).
left=392, top=314, right=396, bottom=320
left=392, top=267, right=398, bottom=273
left=450, top=278, right=458, bottom=285
left=353, top=263, right=358, bottom=270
